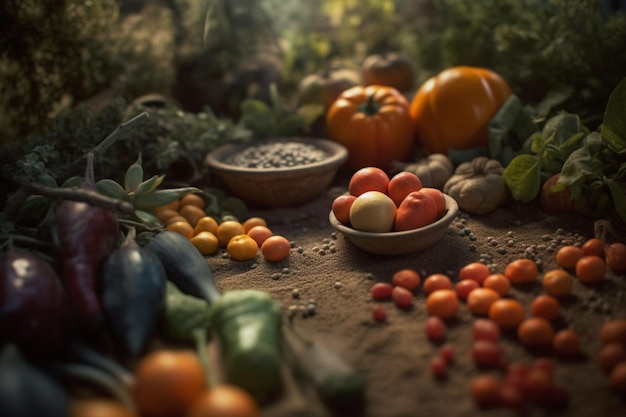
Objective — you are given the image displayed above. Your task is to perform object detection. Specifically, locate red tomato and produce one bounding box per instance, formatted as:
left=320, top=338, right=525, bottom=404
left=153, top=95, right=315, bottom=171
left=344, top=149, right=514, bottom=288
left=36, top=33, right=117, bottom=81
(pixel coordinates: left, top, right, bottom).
left=394, top=191, right=438, bottom=231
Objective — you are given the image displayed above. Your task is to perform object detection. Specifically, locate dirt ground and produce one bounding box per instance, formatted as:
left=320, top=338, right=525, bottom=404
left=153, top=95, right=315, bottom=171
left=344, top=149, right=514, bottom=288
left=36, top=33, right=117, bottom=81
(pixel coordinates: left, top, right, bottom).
left=205, top=171, right=626, bottom=417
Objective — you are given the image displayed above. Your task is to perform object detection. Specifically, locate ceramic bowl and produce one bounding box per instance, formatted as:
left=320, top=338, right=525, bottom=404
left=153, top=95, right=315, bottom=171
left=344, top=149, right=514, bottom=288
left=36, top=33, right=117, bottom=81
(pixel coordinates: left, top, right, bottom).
left=328, top=194, right=459, bottom=255
left=205, top=137, right=348, bottom=208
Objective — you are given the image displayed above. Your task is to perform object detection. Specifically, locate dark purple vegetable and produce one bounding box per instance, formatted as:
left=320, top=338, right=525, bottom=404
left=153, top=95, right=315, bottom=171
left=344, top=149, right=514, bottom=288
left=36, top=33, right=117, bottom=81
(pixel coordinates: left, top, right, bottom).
left=145, top=231, right=221, bottom=304
left=0, top=247, right=69, bottom=356
left=51, top=154, right=118, bottom=330
left=0, top=345, right=69, bottom=417
left=100, top=228, right=167, bottom=357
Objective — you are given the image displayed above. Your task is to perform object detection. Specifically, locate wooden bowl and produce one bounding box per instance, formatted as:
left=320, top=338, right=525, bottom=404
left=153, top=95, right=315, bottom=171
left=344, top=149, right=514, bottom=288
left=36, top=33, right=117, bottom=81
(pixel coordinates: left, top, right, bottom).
left=328, top=194, right=459, bottom=255
left=205, top=137, right=348, bottom=208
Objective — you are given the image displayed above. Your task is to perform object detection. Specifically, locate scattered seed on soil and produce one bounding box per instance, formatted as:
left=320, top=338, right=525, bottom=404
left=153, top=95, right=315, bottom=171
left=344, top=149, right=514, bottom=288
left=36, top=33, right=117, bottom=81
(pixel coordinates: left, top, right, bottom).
left=292, top=289, right=300, bottom=299
left=334, top=281, right=342, bottom=289
left=271, top=272, right=281, bottom=280
left=282, top=268, right=290, bottom=274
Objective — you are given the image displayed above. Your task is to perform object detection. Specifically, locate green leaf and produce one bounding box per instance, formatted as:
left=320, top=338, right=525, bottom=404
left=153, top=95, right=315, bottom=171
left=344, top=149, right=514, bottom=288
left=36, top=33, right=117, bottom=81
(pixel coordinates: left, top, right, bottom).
left=297, top=104, right=325, bottom=127
left=601, top=77, right=626, bottom=153
left=124, top=154, right=144, bottom=193
left=134, top=187, right=201, bottom=211
left=606, top=179, right=626, bottom=224
left=61, top=176, right=84, bottom=188
left=487, top=95, right=536, bottom=164
left=542, top=113, right=583, bottom=145
left=135, top=175, right=165, bottom=195
left=96, top=179, right=127, bottom=200
left=269, top=83, right=282, bottom=112
left=37, top=173, right=58, bottom=188
left=558, top=146, right=596, bottom=187
left=503, top=154, right=541, bottom=202
left=134, top=210, right=162, bottom=227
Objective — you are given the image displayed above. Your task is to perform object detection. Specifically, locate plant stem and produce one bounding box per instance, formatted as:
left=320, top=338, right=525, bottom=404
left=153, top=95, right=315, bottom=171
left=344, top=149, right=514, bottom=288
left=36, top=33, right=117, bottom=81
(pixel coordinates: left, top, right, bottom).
left=25, top=183, right=135, bottom=214
left=57, top=111, right=149, bottom=182
left=193, top=328, right=219, bottom=389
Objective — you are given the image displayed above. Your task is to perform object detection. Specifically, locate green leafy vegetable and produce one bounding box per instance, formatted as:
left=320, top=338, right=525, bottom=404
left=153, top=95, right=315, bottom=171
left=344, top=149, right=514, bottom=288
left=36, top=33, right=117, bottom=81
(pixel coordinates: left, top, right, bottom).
left=504, top=76, right=626, bottom=222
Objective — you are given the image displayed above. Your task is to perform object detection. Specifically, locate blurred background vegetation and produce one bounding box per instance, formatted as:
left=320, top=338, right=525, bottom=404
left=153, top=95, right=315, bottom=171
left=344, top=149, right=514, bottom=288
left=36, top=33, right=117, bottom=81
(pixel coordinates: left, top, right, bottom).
left=1, top=0, right=625, bottom=146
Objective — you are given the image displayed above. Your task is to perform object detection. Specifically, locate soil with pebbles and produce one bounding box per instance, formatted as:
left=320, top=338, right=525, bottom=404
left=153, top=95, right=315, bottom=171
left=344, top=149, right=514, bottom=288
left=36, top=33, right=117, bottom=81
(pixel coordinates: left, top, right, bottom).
left=206, top=169, right=626, bottom=417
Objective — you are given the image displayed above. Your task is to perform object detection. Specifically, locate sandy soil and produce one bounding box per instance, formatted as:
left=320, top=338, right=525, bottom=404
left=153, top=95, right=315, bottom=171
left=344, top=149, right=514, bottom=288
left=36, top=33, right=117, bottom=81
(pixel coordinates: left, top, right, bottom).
left=205, top=172, right=626, bottom=417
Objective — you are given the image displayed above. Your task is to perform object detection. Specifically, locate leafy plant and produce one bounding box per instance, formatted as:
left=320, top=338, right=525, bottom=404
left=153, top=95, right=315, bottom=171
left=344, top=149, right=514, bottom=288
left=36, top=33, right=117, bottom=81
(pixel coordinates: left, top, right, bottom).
left=96, top=154, right=200, bottom=227
left=239, top=84, right=323, bottom=139
left=503, top=77, right=626, bottom=222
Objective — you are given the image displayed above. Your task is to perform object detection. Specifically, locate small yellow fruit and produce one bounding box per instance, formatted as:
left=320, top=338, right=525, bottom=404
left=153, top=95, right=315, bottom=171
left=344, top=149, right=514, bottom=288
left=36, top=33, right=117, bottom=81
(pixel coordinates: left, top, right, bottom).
left=349, top=191, right=397, bottom=232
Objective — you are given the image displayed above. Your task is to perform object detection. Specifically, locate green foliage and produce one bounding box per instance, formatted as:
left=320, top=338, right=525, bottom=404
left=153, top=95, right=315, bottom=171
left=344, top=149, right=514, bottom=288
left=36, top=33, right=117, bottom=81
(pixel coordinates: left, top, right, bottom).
left=96, top=154, right=201, bottom=226
left=239, top=84, right=324, bottom=139
left=0, top=0, right=178, bottom=145
left=503, top=77, right=626, bottom=222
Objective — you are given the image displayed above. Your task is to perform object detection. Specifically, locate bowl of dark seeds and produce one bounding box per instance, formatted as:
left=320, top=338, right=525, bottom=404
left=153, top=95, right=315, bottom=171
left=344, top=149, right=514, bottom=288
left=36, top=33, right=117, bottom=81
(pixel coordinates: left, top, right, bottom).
left=205, top=137, right=348, bottom=208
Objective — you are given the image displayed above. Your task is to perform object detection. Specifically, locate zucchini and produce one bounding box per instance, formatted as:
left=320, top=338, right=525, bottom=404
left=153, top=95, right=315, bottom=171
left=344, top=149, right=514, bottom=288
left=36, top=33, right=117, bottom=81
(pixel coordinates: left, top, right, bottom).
left=210, top=289, right=283, bottom=402
left=145, top=231, right=221, bottom=304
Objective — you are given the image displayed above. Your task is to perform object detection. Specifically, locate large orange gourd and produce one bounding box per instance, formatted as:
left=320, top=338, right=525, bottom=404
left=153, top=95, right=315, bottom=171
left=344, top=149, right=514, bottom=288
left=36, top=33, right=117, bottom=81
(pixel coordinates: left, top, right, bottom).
left=409, top=66, right=512, bottom=155
left=326, top=85, right=414, bottom=170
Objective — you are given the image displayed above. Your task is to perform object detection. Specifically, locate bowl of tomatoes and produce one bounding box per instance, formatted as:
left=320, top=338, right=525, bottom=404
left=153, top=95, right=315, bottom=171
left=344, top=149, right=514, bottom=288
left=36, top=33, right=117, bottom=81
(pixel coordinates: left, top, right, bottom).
left=205, top=137, right=348, bottom=208
left=329, top=193, right=458, bottom=255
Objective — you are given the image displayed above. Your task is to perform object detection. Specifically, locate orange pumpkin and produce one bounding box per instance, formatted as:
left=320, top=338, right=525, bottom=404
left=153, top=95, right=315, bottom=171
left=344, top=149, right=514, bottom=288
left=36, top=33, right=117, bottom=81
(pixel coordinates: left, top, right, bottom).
left=409, top=66, right=512, bottom=154
left=361, top=52, right=415, bottom=92
left=326, top=85, right=415, bottom=170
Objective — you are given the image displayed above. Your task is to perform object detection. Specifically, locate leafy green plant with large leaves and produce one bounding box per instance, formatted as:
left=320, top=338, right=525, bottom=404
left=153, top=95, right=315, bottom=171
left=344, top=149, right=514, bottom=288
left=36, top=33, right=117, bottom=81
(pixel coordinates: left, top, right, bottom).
left=503, top=77, right=626, bottom=222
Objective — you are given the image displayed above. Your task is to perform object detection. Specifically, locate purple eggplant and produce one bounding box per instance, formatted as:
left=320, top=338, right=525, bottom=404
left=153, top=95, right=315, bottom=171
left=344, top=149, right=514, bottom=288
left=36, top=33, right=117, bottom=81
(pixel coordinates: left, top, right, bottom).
left=51, top=154, right=118, bottom=330
left=100, top=228, right=166, bottom=357
left=0, top=247, right=69, bottom=356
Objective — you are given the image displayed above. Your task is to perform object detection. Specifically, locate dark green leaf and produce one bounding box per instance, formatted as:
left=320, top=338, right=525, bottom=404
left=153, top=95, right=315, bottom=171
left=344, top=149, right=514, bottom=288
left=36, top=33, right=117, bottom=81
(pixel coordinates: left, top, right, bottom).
left=606, top=179, right=626, bottom=223
left=601, top=77, right=626, bottom=153
left=503, top=154, right=541, bottom=202
left=96, top=179, right=127, bottom=200
left=134, top=209, right=162, bottom=227
left=124, top=154, right=144, bottom=193
left=488, top=95, right=524, bottom=161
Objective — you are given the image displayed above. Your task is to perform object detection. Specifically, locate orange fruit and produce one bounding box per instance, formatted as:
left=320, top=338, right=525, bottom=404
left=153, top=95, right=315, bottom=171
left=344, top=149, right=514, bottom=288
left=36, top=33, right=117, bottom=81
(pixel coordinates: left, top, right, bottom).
left=180, top=193, right=206, bottom=210
left=348, top=167, right=390, bottom=197
left=132, top=349, right=206, bottom=417
left=227, top=234, right=259, bottom=261
left=261, top=235, right=291, bottom=262
left=164, top=215, right=189, bottom=226
left=155, top=208, right=180, bottom=224
left=166, top=221, right=194, bottom=239
left=216, top=220, right=246, bottom=245
left=187, top=385, right=259, bottom=417
left=541, top=269, right=573, bottom=297
left=426, top=289, right=459, bottom=319
left=517, top=317, right=554, bottom=349
left=387, top=171, right=422, bottom=206
left=575, top=255, right=606, bottom=284
left=247, top=225, right=273, bottom=247
left=179, top=205, right=206, bottom=227
left=482, top=273, right=510, bottom=296
left=242, top=217, right=267, bottom=233
left=194, top=216, right=219, bottom=236
left=504, top=258, right=538, bottom=284
left=156, top=199, right=180, bottom=212
left=190, top=232, right=220, bottom=255
left=488, top=298, right=525, bottom=329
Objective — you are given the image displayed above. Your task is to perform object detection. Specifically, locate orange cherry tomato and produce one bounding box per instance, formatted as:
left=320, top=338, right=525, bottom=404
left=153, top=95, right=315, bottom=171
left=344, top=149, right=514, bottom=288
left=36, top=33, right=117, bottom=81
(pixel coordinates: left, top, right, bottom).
left=326, top=85, right=415, bottom=170
left=409, top=66, right=512, bottom=154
